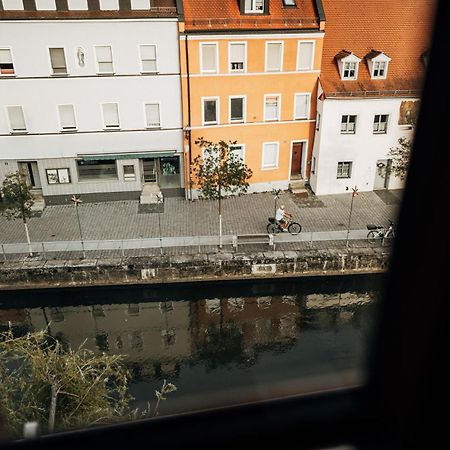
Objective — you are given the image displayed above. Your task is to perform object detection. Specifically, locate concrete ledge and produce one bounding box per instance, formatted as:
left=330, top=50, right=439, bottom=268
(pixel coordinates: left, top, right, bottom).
left=0, top=247, right=391, bottom=291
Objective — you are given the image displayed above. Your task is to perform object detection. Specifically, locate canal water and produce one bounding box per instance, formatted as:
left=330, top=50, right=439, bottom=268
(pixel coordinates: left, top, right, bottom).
left=0, top=274, right=384, bottom=416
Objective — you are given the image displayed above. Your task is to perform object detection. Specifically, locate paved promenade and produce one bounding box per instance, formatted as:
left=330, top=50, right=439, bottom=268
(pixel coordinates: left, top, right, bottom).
left=0, top=188, right=403, bottom=259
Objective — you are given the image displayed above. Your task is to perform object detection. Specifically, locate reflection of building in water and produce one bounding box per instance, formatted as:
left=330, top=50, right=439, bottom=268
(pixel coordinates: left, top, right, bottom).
left=190, top=295, right=302, bottom=367
left=23, top=302, right=191, bottom=377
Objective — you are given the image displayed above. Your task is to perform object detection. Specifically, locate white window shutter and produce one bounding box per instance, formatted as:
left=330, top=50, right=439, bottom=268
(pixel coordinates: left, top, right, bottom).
left=298, top=42, right=313, bottom=70
left=7, top=106, right=26, bottom=131
left=58, top=105, right=76, bottom=129
left=263, top=143, right=278, bottom=168
left=0, top=49, right=12, bottom=63
left=202, top=44, right=217, bottom=72
left=145, top=104, right=160, bottom=127
left=230, top=44, right=244, bottom=63
left=267, top=43, right=281, bottom=71
left=103, top=103, right=119, bottom=127
left=295, top=94, right=309, bottom=119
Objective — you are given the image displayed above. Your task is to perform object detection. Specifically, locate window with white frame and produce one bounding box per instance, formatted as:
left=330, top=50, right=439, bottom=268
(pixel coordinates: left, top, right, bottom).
left=0, top=49, right=15, bottom=76
left=343, top=61, right=357, bottom=79
left=282, top=0, right=296, bottom=5
left=95, top=45, right=114, bottom=74
left=340, top=115, right=357, bottom=134
left=77, top=159, right=118, bottom=181
left=337, top=161, right=352, bottom=179
left=6, top=106, right=27, bottom=132
left=262, top=142, right=279, bottom=169
left=230, top=144, right=244, bottom=162
left=245, top=0, right=264, bottom=13
left=102, top=103, right=120, bottom=129
left=203, top=98, right=218, bottom=125
left=229, top=43, right=245, bottom=72
left=373, top=61, right=386, bottom=78
left=297, top=42, right=314, bottom=71
left=373, top=114, right=388, bottom=134
left=145, top=103, right=160, bottom=128
left=49, top=48, right=67, bottom=75
left=123, top=165, right=136, bottom=181
left=294, top=93, right=310, bottom=119
left=46, top=168, right=71, bottom=185
left=58, top=105, right=77, bottom=131
left=200, top=43, right=218, bottom=73
left=140, top=45, right=157, bottom=73
left=230, top=96, right=245, bottom=122
left=266, top=42, right=282, bottom=72
left=264, top=95, right=280, bottom=121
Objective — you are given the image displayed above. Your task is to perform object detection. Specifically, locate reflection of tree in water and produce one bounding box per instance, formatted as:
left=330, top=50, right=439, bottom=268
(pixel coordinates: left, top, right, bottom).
left=194, top=321, right=249, bottom=372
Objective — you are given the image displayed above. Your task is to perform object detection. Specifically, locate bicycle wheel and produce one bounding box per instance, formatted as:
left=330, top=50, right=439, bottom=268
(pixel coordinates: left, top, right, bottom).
left=288, top=222, right=302, bottom=235
left=267, top=223, right=279, bottom=234
left=367, top=230, right=379, bottom=244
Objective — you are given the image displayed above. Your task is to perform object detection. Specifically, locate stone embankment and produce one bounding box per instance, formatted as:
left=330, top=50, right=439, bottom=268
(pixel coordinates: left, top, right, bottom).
left=0, top=246, right=391, bottom=290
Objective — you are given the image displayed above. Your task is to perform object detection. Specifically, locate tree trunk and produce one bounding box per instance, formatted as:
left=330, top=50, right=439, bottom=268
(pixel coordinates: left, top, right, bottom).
left=218, top=189, right=222, bottom=249
left=48, top=383, right=58, bottom=433
left=23, top=220, right=33, bottom=257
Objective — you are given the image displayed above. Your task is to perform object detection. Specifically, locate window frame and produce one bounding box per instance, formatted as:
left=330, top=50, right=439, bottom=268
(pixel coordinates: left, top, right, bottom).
left=228, top=41, right=247, bottom=73
left=45, top=168, right=71, bottom=185
left=336, top=161, right=353, bottom=179
left=293, top=93, right=310, bottom=120
left=229, top=95, right=246, bottom=123
left=372, top=60, right=387, bottom=79
left=340, top=114, right=357, bottom=134
left=296, top=41, right=315, bottom=71
left=264, top=94, right=281, bottom=122
left=261, top=141, right=279, bottom=170
left=48, top=46, right=68, bottom=76
left=373, top=114, right=389, bottom=134
left=122, top=164, right=137, bottom=182
left=77, top=159, right=118, bottom=182
left=245, top=0, right=264, bottom=13
left=57, top=104, right=77, bottom=132
left=101, top=102, right=120, bottom=130
left=144, top=102, right=161, bottom=129
left=139, top=44, right=158, bottom=74
left=0, top=47, right=15, bottom=77
left=5, top=105, right=27, bottom=133
left=200, top=42, right=219, bottom=74
left=202, top=96, right=220, bottom=126
left=229, top=144, right=245, bottom=163
left=265, top=41, right=284, bottom=72
left=342, top=61, right=357, bottom=80
left=94, top=45, right=115, bottom=75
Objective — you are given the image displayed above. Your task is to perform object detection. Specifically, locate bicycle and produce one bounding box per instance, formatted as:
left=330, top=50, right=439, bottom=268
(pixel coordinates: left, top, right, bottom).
left=267, top=216, right=302, bottom=235
left=366, top=220, right=395, bottom=245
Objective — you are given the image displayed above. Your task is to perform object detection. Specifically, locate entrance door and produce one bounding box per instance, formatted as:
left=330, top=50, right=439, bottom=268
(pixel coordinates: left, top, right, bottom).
left=374, top=159, right=392, bottom=190
left=142, top=159, right=157, bottom=183
left=291, top=142, right=303, bottom=177
left=18, top=161, right=41, bottom=189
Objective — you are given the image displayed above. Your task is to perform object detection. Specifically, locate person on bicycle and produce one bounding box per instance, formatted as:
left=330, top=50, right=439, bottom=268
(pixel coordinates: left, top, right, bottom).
left=275, top=205, right=291, bottom=231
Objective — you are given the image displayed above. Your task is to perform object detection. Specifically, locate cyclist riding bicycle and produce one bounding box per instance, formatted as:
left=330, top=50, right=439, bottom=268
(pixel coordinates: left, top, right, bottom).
left=275, top=205, right=292, bottom=231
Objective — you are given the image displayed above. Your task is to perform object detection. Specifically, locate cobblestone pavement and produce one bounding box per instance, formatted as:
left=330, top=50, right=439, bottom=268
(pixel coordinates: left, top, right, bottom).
left=0, top=188, right=403, bottom=245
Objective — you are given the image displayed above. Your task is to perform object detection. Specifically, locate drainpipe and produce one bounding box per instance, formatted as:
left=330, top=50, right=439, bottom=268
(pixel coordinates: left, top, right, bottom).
left=184, top=34, right=193, bottom=200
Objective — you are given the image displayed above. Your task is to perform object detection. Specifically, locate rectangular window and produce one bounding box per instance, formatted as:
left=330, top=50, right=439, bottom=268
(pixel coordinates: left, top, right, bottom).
left=123, top=165, right=136, bottom=181
left=58, top=105, right=77, bottom=131
left=294, top=93, right=310, bottom=119
left=230, top=144, right=244, bottom=162
left=262, top=142, right=279, bottom=169
left=229, top=43, right=245, bottom=72
left=373, top=114, right=388, bottom=134
left=297, top=42, right=314, bottom=71
left=145, top=103, right=160, bottom=128
left=230, top=97, right=244, bottom=122
left=264, top=95, right=280, bottom=121
left=46, top=168, right=71, bottom=185
left=283, top=0, right=296, bottom=5
left=95, top=45, right=114, bottom=74
left=316, top=112, right=321, bottom=131
left=0, top=48, right=15, bottom=76
left=77, top=160, right=118, bottom=181
left=340, top=115, right=357, bottom=134
left=343, top=61, right=356, bottom=79
left=140, top=45, right=157, bottom=73
left=337, top=161, right=352, bottom=179
left=245, top=0, right=264, bottom=12
left=200, top=43, right=218, bottom=73
left=6, top=106, right=26, bottom=132
left=203, top=98, right=218, bottom=125
left=102, top=103, right=120, bottom=129
left=49, top=48, right=67, bottom=75
left=266, top=42, right=282, bottom=72
left=373, top=61, right=386, bottom=78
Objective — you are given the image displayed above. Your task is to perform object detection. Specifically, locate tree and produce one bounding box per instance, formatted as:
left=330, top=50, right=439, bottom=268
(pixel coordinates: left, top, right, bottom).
left=0, top=171, right=35, bottom=256
left=193, top=137, right=253, bottom=247
left=388, top=136, right=412, bottom=181
left=0, top=329, right=176, bottom=439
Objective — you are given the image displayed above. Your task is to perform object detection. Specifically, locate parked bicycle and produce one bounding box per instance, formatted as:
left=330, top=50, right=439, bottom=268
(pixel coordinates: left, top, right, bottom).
left=366, top=220, right=395, bottom=244
left=267, top=216, right=302, bottom=235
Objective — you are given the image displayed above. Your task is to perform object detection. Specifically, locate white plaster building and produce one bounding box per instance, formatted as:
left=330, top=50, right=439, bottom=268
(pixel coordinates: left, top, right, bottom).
left=309, top=0, right=435, bottom=196
left=0, top=0, right=185, bottom=205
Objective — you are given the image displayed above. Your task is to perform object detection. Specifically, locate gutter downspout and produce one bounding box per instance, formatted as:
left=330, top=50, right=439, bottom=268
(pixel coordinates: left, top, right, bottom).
left=185, top=33, right=193, bottom=201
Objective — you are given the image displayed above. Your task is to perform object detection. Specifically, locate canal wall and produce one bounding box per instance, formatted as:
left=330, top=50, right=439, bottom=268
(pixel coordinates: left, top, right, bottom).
left=0, top=247, right=391, bottom=290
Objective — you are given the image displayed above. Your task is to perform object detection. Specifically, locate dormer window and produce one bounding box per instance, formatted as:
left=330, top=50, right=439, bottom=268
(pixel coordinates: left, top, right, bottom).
left=283, top=0, right=296, bottom=5
left=335, top=51, right=361, bottom=80
left=245, top=0, right=264, bottom=13
left=366, top=50, right=391, bottom=80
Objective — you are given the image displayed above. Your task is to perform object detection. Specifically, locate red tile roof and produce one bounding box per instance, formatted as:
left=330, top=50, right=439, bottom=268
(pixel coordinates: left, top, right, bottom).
left=183, top=0, right=320, bottom=31
left=320, top=0, right=437, bottom=97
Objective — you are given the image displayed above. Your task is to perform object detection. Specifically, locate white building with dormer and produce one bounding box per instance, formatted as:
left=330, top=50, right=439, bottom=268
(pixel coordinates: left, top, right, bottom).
left=309, top=0, right=436, bottom=195
left=0, top=0, right=185, bottom=205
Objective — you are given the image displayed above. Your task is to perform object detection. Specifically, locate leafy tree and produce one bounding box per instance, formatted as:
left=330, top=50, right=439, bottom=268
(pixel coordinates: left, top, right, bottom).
left=388, top=136, right=412, bottom=181
left=0, top=171, right=35, bottom=256
left=0, top=329, right=176, bottom=439
left=193, top=137, right=253, bottom=247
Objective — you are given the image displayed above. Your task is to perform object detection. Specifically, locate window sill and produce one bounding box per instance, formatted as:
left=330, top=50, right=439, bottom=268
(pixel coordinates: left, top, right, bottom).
left=261, top=166, right=279, bottom=171
left=9, top=131, right=28, bottom=135
left=60, top=129, right=78, bottom=133
left=51, top=73, right=69, bottom=77
left=140, top=71, right=159, bottom=75
left=97, top=72, right=115, bottom=76
left=373, top=131, right=387, bottom=135
left=103, top=127, right=121, bottom=131
left=202, top=122, right=218, bottom=126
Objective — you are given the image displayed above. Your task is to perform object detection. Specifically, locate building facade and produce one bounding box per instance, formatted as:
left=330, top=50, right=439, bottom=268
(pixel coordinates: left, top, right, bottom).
left=180, top=0, right=325, bottom=199
left=0, top=0, right=185, bottom=205
left=309, top=0, right=436, bottom=195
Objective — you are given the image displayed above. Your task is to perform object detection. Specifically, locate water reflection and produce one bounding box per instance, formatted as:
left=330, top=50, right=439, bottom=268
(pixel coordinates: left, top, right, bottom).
left=0, top=276, right=381, bottom=415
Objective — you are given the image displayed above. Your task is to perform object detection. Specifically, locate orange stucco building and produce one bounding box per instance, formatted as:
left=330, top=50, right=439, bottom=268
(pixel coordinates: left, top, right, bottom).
left=179, top=0, right=325, bottom=198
